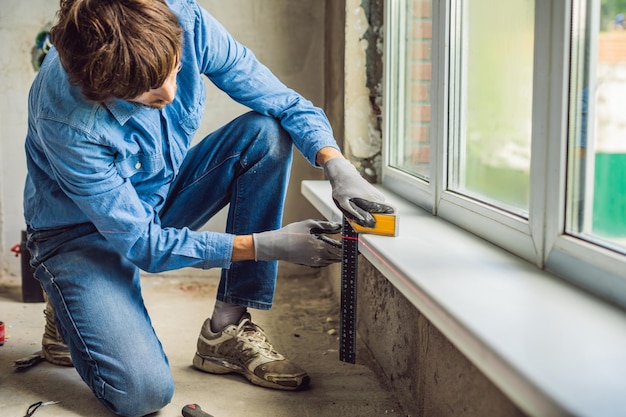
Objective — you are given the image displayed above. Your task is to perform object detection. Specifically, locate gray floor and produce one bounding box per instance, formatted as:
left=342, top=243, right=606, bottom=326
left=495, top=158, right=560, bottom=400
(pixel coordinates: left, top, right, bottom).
left=0, top=268, right=404, bottom=417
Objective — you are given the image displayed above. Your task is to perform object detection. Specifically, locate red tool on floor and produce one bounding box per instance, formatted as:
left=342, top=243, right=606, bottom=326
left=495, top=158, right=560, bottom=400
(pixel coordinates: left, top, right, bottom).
left=182, top=403, right=214, bottom=417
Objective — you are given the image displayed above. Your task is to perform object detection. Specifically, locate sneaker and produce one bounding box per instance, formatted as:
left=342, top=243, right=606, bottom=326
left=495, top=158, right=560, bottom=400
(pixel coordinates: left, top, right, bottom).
left=193, top=313, right=310, bottom=391
left=42, top=295, right=73, bottom=367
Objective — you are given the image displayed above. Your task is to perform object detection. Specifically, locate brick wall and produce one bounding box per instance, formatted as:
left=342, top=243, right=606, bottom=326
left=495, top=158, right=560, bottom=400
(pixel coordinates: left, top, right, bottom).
left=408, top=0, right=432, bottom=175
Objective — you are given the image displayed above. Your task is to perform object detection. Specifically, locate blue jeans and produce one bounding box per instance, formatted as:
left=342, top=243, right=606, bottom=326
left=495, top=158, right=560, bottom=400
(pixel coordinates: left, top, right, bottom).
left=27, top=112, right=293, bottom=417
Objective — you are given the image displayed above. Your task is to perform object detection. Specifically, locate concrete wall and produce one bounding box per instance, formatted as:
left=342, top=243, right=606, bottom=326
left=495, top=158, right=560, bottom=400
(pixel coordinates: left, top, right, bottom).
left=0, top=0, right=328, bottom=277
left=358, top=260, right=528, bottom=417
left=0, top=0, right=59, bottom=277
left=343, top=0, right=385, bottom=182
left=198, top=1, right=328, bottom=229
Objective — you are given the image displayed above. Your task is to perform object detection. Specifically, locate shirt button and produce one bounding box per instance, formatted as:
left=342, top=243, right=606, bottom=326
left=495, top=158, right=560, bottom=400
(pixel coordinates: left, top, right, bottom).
left=135, top=162, right=142, bottom=169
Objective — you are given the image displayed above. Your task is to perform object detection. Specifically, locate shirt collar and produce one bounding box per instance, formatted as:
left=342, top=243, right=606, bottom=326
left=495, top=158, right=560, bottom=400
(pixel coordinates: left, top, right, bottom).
left=104, top=98, right=143, bottom=126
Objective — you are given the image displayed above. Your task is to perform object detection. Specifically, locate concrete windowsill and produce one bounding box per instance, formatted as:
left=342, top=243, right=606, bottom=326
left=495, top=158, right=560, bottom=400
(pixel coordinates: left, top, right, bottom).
left=302, top=180, right=626, bottom=417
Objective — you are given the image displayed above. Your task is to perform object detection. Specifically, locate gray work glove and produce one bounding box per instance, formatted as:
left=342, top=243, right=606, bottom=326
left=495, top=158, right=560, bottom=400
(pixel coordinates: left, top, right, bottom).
left=323, top=158, right=394, bottom=228
left=253, top=220, right=342, bottom=267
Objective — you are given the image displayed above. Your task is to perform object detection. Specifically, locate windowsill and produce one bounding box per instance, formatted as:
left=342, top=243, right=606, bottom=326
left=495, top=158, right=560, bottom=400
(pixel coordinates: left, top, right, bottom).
left=302, top=180, right=626, bottom=417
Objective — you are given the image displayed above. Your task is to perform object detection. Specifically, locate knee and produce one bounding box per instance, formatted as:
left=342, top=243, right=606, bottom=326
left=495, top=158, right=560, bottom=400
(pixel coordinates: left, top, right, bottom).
left=242, top=112, right=291, bottom=153
left=242, top=111, right=282, bottom=134
left=101, top=370, right=174, bottom=417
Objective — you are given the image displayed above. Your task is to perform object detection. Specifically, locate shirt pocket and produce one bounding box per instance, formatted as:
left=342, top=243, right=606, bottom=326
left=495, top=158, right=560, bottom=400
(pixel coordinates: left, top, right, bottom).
left=115, top=153, right=165, bottom=179
left=178, top=100, right=204, bottom=136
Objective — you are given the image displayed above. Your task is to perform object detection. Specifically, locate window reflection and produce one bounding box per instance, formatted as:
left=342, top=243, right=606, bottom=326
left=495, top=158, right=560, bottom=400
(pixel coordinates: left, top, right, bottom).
left=448, top=0, right=535, bottom=215
left=568, top=0, right=626, bottom=252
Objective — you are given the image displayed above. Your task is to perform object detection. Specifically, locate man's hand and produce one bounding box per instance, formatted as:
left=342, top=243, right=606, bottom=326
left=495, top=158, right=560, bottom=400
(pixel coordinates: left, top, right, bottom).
left=323, top=158, right=394, bottom=228
left=253, top=220, right=342, bottom=267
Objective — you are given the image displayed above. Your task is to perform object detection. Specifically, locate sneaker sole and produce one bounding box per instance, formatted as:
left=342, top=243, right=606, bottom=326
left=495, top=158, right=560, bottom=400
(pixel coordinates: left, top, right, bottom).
left=193, top=353, right=310, bottom=391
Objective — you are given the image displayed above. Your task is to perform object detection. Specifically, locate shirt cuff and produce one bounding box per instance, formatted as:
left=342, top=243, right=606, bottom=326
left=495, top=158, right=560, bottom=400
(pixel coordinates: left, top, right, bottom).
left=204, top=232, right=235, bottom=269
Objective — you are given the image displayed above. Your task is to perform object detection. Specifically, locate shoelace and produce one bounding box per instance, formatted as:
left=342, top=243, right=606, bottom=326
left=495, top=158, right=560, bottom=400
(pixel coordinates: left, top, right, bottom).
left=235, top=318, right=280, bottom=358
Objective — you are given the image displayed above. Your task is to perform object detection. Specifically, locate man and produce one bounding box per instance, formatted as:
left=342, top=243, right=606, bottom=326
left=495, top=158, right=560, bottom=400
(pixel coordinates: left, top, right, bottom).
left=24, top=0, right=392, bottom=416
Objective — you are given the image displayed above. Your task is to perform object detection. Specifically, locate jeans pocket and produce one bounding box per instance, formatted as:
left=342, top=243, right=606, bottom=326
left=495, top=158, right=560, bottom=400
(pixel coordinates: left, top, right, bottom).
left=27, top=223, right=97, bottom=264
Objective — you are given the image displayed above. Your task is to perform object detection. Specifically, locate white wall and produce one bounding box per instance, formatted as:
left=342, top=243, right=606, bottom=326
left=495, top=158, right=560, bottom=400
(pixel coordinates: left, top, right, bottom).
left=0, top=0, right=59, bottom=276
left=0, top=0, right=326, bottom=277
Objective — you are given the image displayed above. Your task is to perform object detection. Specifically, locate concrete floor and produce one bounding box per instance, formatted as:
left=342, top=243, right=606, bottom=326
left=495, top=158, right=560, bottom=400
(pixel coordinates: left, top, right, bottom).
left=0, top=267, right=405, bottom=417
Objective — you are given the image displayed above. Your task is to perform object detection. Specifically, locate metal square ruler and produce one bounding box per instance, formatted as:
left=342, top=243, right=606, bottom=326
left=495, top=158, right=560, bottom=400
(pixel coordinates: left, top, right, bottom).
left=340, top=216, right=359, bottom=363
left=339, top=212, right=397, bottom=363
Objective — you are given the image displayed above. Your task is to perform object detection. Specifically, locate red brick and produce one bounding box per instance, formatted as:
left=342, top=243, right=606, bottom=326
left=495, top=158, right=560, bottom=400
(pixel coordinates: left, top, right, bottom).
left=410, top=125, right=430, bottom=143
left=411, top=145, right=431, bottom=163
left=412, top=105, right=431, bottom=122
left=412, top=0, right=432, bottom=19
left=412, top=20, right=432, bottom=39
left=412, top=63, right=432, bottom=81
left=412, top=41, right=431, bottom=60
left=411, top=83, right=430, bottom=102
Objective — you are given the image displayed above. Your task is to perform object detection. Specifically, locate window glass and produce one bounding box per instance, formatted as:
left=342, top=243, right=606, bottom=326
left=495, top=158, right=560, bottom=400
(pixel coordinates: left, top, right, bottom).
left=448, top=0, right=535, bottom=215
left=384, top=0, right=626, bottom=306
left=567, top=0, right=626, bottom=253
left=389, top=0, right=432, bottom=180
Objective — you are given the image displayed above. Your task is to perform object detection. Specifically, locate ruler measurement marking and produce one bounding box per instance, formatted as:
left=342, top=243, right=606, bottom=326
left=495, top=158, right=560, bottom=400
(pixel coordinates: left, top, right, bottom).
left=340, top=216, right=358, bottom=364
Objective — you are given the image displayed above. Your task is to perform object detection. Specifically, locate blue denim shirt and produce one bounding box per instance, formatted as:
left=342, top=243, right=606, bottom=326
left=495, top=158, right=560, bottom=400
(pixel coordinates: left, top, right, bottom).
left=23, top=0, right=339, bottom=272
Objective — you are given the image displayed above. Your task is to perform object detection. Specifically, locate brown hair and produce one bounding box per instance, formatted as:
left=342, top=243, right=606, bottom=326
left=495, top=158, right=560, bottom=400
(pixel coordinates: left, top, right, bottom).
left=50, top=0, right=183, bottom=103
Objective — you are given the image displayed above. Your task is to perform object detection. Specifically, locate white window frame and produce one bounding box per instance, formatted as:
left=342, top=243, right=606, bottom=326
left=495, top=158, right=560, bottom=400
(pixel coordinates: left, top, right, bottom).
left=382, top=0, right=626, bottom=308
